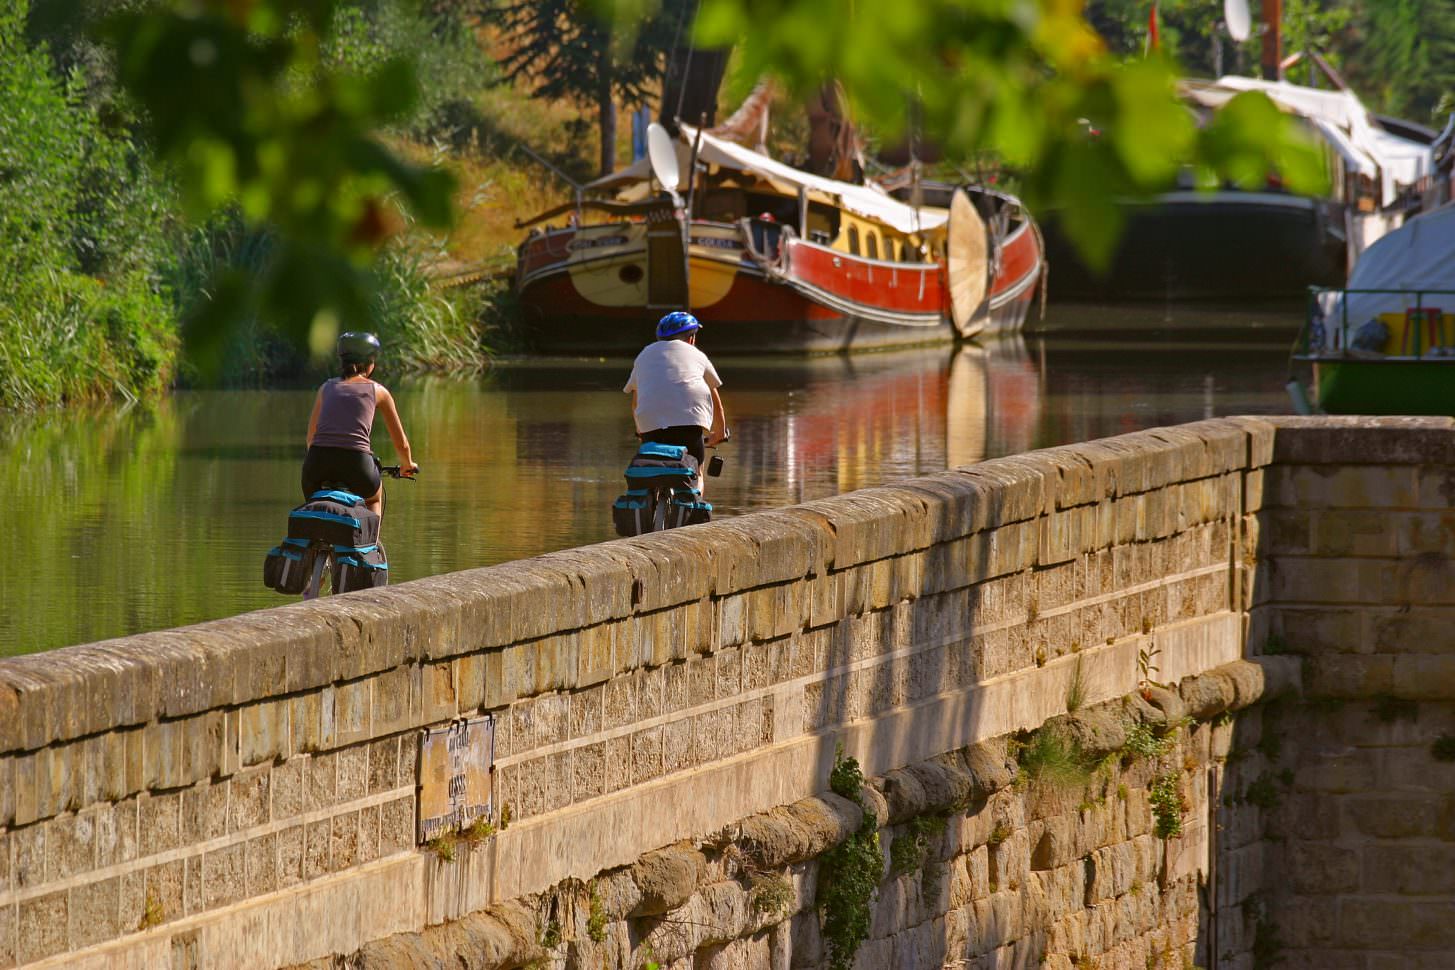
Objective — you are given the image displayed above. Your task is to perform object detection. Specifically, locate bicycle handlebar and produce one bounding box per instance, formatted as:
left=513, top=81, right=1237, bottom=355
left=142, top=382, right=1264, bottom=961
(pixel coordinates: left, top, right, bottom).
left=380, top=465, right=419, bottom=480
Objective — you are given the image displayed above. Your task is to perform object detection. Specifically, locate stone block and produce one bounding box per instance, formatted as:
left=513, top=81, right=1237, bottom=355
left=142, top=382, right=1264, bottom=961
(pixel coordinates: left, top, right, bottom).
left=334, top=678, right=373, bottom=747
left=372, top=664, right=419, bottom=738
left=304, top=820, right=331, bottom=880
left=139, top=792, right=182, bottom=857
left=48, top=810, right=98, bottom=881
left=418, top=661, right=457, bottom=724
left=244, top=833, right=278, bottom=896
left=277, top=824, right=305, bottom=888
left=95, top=799, right=139, bottom=870
left=289, top=689, right=335, bottom=755
left=1266, top=416, right=1455, bottom=467
left=1362, top=842, right=1455, bottom=895
left=67, top=875, right=119, bottom=949
left=576, top=623, right=616, bottom=688
left=202, top=842, right=246, bottom=910
left=380, top=795, right=414, bottom=855
left=1286, top=842, right=1359, bottom=895
left=1391, top=655, right=1455, bottom=700
left=144, top=859, right=185, bottom=927
left=1345, top=795, right=1442, bottom=838
left=367, top=737, right=400, bottom=796
left=306, top=751, right=338, bottom=812
left=330, top=811, right=361, bottom=871
left=237, top=698, right=291, bottom=769
left=337, top=743, right=369, bottom=803
left=229, top=766, right=271, bottom=833
left=1306, top=654, right=1394, bottom=699
left=357, top=805, right=381, bottom=864
left=17, top=890, right=67, bottom=963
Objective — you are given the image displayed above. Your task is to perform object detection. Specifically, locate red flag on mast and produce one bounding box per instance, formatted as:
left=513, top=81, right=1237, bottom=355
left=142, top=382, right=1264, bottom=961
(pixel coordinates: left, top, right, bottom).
left=1148, top=2, right=1161, bottom=52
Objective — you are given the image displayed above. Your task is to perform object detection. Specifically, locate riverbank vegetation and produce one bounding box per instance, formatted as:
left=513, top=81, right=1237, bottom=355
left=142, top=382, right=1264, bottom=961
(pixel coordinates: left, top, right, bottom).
left=3, top=0, right=1449, bottom=411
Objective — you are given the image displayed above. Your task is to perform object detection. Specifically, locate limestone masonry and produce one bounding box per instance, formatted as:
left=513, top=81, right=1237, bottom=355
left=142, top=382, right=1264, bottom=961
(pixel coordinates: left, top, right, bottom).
left=0, top=416, right=1452, bottom=969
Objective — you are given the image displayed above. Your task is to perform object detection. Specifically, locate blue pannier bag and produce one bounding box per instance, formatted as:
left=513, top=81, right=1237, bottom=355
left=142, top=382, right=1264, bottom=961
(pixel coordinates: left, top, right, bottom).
left=263, top=537, right=316, bottom=594
left=333, top=542, right=388, bottom=593
left=287, top=490, right=381, bottom=548
left=622, top=442, right=699, bottom=487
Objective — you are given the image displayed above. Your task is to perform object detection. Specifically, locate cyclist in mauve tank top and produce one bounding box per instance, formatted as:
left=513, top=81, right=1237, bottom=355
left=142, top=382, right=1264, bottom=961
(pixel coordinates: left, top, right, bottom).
left=302, top=332, right=418, bottom=529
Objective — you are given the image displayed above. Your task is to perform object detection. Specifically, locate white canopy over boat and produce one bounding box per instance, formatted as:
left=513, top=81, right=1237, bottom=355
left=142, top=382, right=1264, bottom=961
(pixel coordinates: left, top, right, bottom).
left=586, top=124, right=949, bottom=236
left=1210, top=76, right=1434, bottom=207
left=1320, top=203, right=1455, bottom=333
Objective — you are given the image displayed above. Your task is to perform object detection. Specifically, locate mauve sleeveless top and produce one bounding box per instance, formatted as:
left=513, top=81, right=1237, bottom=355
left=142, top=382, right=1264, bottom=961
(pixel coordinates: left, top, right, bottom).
left=312, top=378, right=376, bottom=452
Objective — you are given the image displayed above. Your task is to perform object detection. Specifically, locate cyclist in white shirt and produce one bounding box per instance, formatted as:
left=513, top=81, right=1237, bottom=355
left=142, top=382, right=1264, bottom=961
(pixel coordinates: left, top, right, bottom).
left=624, top=311, right=727, bottom=486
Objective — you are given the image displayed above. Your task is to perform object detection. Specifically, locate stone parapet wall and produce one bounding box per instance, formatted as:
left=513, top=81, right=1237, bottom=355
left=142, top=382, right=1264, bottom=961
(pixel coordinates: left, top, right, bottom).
left=1250, top=416, right=1455, bottom=969
left=0, top=416, right=1444, bottom=968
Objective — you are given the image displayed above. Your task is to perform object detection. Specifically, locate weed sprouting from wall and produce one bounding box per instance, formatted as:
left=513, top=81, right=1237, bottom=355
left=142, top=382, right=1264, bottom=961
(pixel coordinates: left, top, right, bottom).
left=818, top=749, right=884, bottom=970
left=587, top=882, right=608, bottom=942
left=1149, top=772, right=1184, bottom=839
left=1014, top=727, right=1096, bottom=790
left=749, top=873, right=795, bottom=918
left=1066, top=656, right=1088, bottom=713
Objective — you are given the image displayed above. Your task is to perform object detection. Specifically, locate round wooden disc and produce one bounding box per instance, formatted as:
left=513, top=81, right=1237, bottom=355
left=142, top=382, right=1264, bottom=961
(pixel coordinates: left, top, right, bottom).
left=947, top=189, right=989, bottom=338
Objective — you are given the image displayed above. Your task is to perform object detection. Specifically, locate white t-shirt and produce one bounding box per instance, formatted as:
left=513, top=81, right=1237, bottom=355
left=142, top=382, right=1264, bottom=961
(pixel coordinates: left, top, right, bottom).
left=623, top=339, right=723, bottom=433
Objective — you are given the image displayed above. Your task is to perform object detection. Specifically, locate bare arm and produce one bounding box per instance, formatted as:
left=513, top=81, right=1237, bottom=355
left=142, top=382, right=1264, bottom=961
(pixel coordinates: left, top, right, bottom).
left=305, top=388, right=323, bottom=447
left=375, top=386, right=418, bottom=474
left=706, top=385, right=727, bottom=446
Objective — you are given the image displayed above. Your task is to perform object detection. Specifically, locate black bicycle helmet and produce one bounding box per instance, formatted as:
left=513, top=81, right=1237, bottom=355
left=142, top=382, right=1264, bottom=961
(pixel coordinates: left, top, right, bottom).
left=337, top=331, right=381, bottom=365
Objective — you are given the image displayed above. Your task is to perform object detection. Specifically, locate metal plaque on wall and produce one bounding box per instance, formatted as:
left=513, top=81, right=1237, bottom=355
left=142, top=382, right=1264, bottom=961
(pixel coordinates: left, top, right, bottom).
left=416, top=714, right=495, bottom=843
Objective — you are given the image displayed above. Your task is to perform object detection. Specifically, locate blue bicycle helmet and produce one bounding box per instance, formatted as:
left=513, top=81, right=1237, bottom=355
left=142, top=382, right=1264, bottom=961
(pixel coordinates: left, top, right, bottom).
left=656, top=311, right=701, bottom=340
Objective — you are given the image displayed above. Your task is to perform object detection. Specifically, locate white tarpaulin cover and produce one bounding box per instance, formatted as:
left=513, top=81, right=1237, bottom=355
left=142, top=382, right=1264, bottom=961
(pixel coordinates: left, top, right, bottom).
left=586, top=125, right=949, bottom=235
left=1319, top=203, right=1455, bottom=336
left=1213, top=76, right=1433, bottom=207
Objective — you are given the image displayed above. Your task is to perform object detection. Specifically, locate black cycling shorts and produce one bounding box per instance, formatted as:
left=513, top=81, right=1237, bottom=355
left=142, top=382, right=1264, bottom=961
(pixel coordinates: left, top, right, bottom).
left=640, top=425, right=706, bottom=467
left=302, top=446, right=381, bottom=501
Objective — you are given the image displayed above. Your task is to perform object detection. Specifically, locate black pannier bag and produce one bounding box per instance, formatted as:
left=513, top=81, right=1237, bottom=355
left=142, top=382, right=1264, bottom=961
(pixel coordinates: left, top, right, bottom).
left=612, top=488, right=653, bottom=537
left=333, top=542, right=388, bottom=592
left=263, top=538, right=316, bottom=594
left=288, top=489, right=381, bottom=548
left=669, top=485, right=712, bottom=526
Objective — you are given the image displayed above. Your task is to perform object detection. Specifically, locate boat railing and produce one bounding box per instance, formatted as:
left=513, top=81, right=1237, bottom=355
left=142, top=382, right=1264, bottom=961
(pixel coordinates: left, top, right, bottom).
left=1302, top=285, right=1455, bottom=358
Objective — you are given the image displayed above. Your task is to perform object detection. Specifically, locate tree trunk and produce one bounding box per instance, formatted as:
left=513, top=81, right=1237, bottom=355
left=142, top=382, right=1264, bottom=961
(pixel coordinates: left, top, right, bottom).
left=598, top=52, right=617, bottom=177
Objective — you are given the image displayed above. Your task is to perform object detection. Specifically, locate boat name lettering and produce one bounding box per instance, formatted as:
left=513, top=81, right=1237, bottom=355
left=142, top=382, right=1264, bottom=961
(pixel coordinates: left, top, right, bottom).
left=690, top=236, right=740, bottom=250
left=567, top=236, right=629, bottom=251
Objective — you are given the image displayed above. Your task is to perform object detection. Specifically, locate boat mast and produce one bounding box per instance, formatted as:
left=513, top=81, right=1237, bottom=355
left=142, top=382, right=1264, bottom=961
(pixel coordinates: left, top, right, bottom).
left=1260, top=0, right=1282, bottom=80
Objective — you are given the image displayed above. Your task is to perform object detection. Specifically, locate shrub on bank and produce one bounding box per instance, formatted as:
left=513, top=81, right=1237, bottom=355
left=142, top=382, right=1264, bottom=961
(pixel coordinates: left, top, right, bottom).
left=0, top=0, right=175, bottom=410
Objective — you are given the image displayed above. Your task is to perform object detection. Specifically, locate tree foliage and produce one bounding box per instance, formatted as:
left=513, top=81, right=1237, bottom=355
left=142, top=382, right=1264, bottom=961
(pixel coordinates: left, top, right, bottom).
left=0, top=0, right=174, bottom=409
left=101, top=0, right=457, bottom=373
left=1342, top=0, right=1455, bottom=123
left=486, top=0, right=691, bottom=175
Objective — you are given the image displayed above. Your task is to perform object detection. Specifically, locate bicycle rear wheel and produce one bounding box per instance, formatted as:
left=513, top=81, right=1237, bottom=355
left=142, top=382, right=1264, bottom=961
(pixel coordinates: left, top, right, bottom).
left=651, top=488, right=668, bottom=531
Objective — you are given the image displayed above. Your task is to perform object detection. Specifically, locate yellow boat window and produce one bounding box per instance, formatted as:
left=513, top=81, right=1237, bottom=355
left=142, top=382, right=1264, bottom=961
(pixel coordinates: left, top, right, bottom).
left=866, top=232, right=879, bottom=260
left=847, top=226, right=860, bottom=256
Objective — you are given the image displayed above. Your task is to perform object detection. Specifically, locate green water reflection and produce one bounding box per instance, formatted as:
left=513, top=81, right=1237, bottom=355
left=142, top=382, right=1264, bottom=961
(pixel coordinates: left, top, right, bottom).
left=0, top=335, right=1292, bottom=655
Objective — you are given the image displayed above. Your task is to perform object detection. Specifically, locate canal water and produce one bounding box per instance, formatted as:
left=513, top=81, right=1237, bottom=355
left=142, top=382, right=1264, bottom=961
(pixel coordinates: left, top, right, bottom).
left=0, top=315, right=1297, bottom=656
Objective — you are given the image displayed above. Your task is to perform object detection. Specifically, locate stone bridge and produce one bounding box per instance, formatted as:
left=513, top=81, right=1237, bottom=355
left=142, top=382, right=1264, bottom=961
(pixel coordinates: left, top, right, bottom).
left=0, top=416, right=1452, bottom=969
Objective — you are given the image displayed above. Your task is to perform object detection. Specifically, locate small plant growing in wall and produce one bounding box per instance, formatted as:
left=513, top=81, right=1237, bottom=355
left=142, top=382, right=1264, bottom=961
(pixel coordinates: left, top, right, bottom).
left=1137, top=641, right=1163, bottom=692
left=585, top=882, right=609, bottom=942
left=749, top=873, right=795, bottom=918
left=539, top=917, right=562, bottom=949
left=1065, top=656, right=1088, bottom=713
left=1015, top=727, right=1095, bottom=791
left=138, top=891, right=164, bottom=931
left=1149, top=772, right=1184, bottom=839
left=889, top=815, right=944, bottom=877
left=818, top=749, right=884, bottom=970
left=427, top=834, right=458, bottom=863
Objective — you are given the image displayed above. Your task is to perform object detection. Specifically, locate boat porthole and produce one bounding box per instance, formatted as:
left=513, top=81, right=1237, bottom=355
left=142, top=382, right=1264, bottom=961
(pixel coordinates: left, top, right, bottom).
left=619, top=264, right=644, bottom=284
